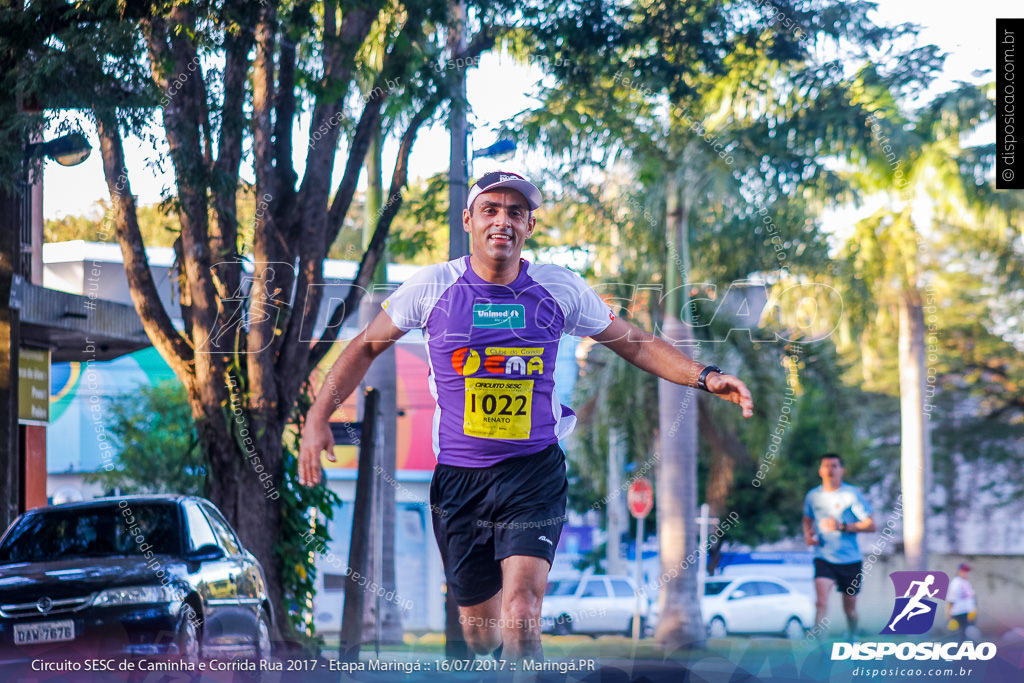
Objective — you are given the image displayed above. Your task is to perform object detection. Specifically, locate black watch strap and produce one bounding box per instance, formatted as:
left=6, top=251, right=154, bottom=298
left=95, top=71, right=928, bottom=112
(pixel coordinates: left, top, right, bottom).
left=697, top=365, right=723, bottom=392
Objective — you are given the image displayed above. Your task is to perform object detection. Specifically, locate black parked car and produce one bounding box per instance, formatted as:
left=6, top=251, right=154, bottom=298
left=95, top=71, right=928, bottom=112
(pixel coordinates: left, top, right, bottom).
left=0, top=495, right=272, bottom=664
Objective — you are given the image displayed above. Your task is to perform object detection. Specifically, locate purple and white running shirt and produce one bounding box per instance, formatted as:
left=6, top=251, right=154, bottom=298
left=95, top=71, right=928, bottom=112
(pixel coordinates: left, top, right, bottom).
left=382, top=256, right=615, bottom=467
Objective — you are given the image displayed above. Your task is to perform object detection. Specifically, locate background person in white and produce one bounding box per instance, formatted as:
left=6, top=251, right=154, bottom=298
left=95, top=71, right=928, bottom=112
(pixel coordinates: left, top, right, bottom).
left=299, top=172, right=755, bottom=661
left=803, top=453, right=876, bottom=639
left=946, top=562, right=977, bottom=643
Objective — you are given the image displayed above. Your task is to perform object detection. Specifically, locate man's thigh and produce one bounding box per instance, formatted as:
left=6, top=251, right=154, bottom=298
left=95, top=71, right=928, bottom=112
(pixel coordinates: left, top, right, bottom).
left=459, top=591, right=503, bottom=632
left=501, top=556, right=550, bottom=599
left=492, top=446, right=567, bottom=564
left=814, top=576, right=836, bottom=601
left=430, top=464, right=503, bottom=607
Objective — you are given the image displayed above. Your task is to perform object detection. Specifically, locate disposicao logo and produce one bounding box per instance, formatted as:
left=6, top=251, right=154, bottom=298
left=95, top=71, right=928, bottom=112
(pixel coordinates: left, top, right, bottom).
left=830, top=570, right=997, bottom=664
left=881, top=571, right=949, bottom=635
left=472, top=303, right=525, bottom=329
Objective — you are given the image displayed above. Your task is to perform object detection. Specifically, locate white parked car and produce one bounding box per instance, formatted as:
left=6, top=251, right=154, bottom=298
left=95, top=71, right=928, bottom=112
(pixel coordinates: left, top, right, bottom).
left=701, top=576, right=815, bottom=639
left=541, top=574, right=650, bottom=637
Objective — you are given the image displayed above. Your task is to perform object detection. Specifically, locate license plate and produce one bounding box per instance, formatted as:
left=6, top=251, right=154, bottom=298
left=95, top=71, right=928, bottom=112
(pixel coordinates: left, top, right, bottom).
left=14, top=620, right=75, bottom=645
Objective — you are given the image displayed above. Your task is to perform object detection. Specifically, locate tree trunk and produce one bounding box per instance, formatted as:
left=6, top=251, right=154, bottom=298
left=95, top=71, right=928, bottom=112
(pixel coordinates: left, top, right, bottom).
left=655, top=316, right=704, bottom=650
left=202, top=407, right=287, bottom=639
left=899, top=288, right=930, bottom=571
left=654, top=174, right=704, bottom=649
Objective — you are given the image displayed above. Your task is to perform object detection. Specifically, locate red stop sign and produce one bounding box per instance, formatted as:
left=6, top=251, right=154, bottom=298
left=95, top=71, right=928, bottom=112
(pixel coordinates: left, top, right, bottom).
left=627, top=478, right=654, bottom=518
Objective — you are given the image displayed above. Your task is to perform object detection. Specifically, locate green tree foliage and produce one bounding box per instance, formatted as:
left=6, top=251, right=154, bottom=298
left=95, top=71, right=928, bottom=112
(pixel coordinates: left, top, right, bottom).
left=84, top=380, right=203, bottom=495
left=832, top=81, right=1024, bottom=566
left=45, top=200, right=181, bottom=247
left=386, top=172, right=451, bottom=265
left=509, top=0, right=946, bottom=645
left=2, top=0, right=506, bottom=644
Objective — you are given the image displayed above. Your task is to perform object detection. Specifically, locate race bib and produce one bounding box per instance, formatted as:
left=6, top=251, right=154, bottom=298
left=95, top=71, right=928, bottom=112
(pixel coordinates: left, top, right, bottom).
left=464, top=378, right=533, bottom=440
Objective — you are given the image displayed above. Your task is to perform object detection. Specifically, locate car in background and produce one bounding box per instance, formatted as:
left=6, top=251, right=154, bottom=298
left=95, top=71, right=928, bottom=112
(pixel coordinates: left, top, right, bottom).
left=0, top=495, right=272, bottom=664
left=701, top=576, right=814, bottom=639
left=541, top=574, right=650, bottom=637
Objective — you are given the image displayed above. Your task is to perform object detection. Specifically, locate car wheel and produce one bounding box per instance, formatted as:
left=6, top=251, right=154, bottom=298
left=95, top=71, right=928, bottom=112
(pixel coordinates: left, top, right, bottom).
left=553, top=614, right=573, bottom=636
left=254, top=609, right=273, bottom=661
left=625, top=617, right=647, bottom=638
left=784, top=617, right=805, bottom=640
left=707, top=616, right=728, bottom=639
left=178, top=604, right=201, bottom=664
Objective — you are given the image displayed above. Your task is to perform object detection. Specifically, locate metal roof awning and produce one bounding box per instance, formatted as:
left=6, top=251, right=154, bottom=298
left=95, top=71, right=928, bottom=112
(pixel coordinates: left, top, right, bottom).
left=13, top=277, right=152, bottom=362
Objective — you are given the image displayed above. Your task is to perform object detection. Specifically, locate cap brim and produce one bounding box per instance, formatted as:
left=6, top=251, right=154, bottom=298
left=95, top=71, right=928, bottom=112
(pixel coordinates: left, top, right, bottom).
left=467, top=179, right=542, bottom=210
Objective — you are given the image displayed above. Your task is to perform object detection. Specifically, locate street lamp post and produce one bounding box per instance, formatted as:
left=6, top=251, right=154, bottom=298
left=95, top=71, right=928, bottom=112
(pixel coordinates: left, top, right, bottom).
left=0, top=132, right=91, bottom=529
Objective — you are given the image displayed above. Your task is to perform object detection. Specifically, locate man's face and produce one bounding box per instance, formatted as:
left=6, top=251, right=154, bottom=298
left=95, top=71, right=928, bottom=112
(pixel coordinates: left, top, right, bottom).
left=463, top=188, right=535, bottom=265
left=819, top=457, right=844, bottom=487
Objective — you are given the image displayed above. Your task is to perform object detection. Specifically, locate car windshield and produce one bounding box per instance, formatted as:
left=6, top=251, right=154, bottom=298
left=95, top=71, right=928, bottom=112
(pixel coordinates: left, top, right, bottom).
left=704, top=581, right=730, bottom=596
left=0, top=502, right=181, bottom=564
left=545, top=579, right=580, bottom=596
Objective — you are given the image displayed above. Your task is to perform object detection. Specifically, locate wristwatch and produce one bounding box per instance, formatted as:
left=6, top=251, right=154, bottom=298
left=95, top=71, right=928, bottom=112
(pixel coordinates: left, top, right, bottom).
left=697, top=365, right=723, bottom=392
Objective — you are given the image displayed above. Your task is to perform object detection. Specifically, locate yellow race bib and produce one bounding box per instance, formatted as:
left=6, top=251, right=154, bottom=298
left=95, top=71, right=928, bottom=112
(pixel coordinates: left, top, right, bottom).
left=464, top=378, right=533, bottom=439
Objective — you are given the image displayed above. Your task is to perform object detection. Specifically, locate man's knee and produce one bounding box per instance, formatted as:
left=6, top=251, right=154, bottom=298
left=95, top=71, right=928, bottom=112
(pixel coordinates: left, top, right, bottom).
left=503, top=590, right=542, bottom=630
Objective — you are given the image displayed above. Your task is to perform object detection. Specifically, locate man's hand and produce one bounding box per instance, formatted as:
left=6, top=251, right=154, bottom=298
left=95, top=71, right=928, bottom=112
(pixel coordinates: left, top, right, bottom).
left=299, top=416, right=335, bottom=487
left=705, top=372, right=754, bottom=418
left=804, top=532, right=819, bottom=546
left=295, top=312, right=407, bottom=488
left=819, top=518, right=839, bottom=532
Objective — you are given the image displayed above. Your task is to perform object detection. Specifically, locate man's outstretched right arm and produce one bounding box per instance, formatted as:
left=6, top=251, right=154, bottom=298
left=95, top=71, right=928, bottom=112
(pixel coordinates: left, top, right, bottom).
left=298, top=311, right=407, bottom=486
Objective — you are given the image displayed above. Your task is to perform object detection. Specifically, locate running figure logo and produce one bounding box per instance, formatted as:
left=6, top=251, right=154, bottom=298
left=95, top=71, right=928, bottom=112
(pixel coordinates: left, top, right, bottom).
left=881, top=571, right=949, bottom=635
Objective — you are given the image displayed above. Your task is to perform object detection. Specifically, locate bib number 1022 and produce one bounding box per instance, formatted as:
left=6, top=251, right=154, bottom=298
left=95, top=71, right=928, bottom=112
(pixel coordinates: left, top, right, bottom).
left=469, top=393, right=527, bottom=416
left=463, top=378, right=533, bottom=440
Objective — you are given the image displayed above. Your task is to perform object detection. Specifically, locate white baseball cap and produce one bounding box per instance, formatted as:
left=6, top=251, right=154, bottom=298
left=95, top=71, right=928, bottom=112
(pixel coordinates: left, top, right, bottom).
left=466, top=171, right=543, bottom=211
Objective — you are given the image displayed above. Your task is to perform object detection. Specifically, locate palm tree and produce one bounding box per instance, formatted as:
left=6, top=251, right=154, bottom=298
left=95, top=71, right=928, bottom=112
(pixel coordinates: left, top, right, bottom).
left=841, top=83, right=1020, bottom=570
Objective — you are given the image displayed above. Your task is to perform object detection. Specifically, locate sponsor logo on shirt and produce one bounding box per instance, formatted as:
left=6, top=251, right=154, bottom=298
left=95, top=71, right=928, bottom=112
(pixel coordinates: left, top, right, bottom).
left=452, top=347, right=544, bottom=376
left=451, top=348, right=482, bottom=375
left=472, top=303, right=526, bottom=329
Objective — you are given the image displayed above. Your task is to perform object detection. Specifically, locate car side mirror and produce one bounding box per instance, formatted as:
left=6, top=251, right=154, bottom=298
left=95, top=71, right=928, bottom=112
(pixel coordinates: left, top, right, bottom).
left=187, top=544, right=225, bottom=563
left=729, top=590, right=746, bottom=600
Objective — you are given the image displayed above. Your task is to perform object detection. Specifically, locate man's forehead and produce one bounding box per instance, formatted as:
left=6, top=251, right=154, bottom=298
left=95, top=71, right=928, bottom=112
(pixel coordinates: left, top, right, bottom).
left=477, top=188, right=529, bottom=207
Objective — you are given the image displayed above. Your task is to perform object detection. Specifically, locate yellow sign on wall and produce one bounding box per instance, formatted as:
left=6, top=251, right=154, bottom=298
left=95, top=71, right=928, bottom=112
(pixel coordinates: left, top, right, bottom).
left=19, top=348, right=50, bottom=423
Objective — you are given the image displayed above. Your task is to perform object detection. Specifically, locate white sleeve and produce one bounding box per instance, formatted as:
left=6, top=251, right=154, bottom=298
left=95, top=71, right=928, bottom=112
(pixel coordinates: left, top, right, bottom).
left=381, top=261, right=463, bottom=331
left=530, top=264, right=615, bottom=337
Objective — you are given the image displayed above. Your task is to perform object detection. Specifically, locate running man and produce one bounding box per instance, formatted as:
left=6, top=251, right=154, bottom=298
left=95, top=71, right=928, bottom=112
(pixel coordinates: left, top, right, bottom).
left=299, top=171, right=754, bottom=661
left=803, top=453, right=876, bottom=640
left=888, top=574, right=939, bottom=630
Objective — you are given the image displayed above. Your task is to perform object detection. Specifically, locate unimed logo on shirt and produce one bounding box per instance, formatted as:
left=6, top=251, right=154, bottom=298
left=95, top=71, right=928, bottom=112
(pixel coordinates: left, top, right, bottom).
left=472, top=303, right=525, bottom=329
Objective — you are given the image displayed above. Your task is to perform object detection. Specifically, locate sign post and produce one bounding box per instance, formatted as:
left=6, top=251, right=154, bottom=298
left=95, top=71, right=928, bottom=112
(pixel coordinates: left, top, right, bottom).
left=627, top=477, right=654, bottom=642
left=696, top=503, right=719, bottom=601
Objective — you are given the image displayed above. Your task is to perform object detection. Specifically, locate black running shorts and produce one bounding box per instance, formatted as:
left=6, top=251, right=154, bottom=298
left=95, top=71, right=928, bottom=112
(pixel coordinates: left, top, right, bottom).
left=429, top=443, right=568, bottom=607
left=814, top=558, right=864, bottom=594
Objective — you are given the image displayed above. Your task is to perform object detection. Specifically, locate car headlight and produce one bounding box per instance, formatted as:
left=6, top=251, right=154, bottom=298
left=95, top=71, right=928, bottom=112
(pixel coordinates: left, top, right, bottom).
left=92, top=585, right=176, bottom=607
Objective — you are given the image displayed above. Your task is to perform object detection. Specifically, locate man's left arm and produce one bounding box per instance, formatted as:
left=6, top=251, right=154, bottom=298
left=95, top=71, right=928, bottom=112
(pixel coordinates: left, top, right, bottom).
left=591, top=317, right=753, bottom=418
left=843, top=489, right=877, bottom=533
left=842, top=517, right=876, bottom=533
